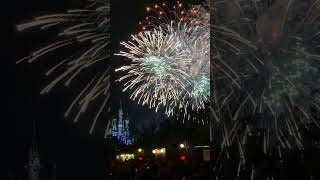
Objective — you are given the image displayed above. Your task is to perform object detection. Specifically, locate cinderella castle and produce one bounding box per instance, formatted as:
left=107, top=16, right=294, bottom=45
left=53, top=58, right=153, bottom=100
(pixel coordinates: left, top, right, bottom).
left=110, top=101, right=134, bottom=145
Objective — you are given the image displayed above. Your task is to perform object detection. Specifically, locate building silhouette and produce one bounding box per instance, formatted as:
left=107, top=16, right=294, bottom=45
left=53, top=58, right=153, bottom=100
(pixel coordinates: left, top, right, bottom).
left=27, top=121, right=41, bottom=180
left=14, top=120, right=57, bottom=180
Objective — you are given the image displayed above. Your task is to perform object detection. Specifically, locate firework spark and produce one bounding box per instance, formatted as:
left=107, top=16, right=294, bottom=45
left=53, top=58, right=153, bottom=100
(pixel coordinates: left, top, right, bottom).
left=116, top=1, right=210, bottom=120
left=17, top=0, right=111, bottom=136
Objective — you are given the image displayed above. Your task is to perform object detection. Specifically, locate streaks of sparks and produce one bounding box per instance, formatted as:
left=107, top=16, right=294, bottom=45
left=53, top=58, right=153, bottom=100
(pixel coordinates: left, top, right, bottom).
left=17, top=0, right=111, bottom=134
left=211, top=0, right=320, bottom=178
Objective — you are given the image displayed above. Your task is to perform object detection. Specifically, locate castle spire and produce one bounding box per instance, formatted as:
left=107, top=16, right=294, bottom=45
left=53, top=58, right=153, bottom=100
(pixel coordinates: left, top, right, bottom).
left=119, top=98, right=123, bottom=117
left=28, top=120, right=41, bottom=180
left=53, top=160, right=56, bottom=180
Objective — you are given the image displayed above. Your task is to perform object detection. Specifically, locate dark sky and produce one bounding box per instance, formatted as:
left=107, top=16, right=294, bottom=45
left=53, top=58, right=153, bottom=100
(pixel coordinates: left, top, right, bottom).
left=8, top=0, right=204, bottom=179
left=8, top=0, right=149, bottom=179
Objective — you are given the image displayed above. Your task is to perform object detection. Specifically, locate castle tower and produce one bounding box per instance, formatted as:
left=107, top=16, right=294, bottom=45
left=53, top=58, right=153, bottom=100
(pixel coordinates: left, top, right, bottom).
left=27, top=121, right=41, bottom=180
left=125, top=112, right=129, bottom=136
left=117, top=100, right=124, bottom=139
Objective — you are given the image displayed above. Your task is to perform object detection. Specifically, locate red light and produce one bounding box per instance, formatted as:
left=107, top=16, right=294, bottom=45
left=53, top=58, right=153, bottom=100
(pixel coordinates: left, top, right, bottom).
left=138, top=156, right=143, bottom=161
left=180, top=155, right=186, bottom=161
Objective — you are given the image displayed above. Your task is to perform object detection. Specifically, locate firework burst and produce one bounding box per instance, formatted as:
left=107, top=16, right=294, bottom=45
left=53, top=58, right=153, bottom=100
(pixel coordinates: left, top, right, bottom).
left=214, top=0, right=320, bottom=147
left=17, top=0, right=111, bottom=135
left=116, top=1, right=210, bottom=120
left=210, top=0, right=320, bottom=178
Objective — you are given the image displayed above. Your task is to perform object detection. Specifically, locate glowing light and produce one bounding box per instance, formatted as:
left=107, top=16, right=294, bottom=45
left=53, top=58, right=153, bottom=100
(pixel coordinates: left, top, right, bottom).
left=152, top=148, right=166, bottom=154
left=180, top=155, right=186, bottom=161
left=116, top=154, right=135, bottom=162
left=138, top=148, right=142, bottom=153
left=179, top=144, right=185, bottom=148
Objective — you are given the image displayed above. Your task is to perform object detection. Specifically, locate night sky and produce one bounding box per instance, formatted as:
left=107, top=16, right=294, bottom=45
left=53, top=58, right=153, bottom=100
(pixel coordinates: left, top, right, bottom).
left=8, top=0, right=205, bottom=179
left=8, top=0, right=148, bottom=179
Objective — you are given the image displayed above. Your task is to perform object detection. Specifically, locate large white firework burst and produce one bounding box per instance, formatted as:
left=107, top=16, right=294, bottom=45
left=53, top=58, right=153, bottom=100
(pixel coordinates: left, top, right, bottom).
left=17, top=0, right=111, bottom=135
left=116, top=1, right=210, bottom=119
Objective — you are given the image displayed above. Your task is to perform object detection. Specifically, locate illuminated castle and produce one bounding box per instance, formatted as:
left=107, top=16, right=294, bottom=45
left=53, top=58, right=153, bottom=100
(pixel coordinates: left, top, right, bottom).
left=111, top=101, right=134, bottom=145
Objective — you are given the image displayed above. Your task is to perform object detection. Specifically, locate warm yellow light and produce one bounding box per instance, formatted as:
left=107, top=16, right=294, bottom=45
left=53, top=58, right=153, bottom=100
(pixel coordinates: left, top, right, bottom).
left=180, top=144, right=185, bottom=148
left=138, top=148, right=142, bottom=153
left=153, top=148, right=166, bottom=154
left=116, top=153, right=135, bottom=161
